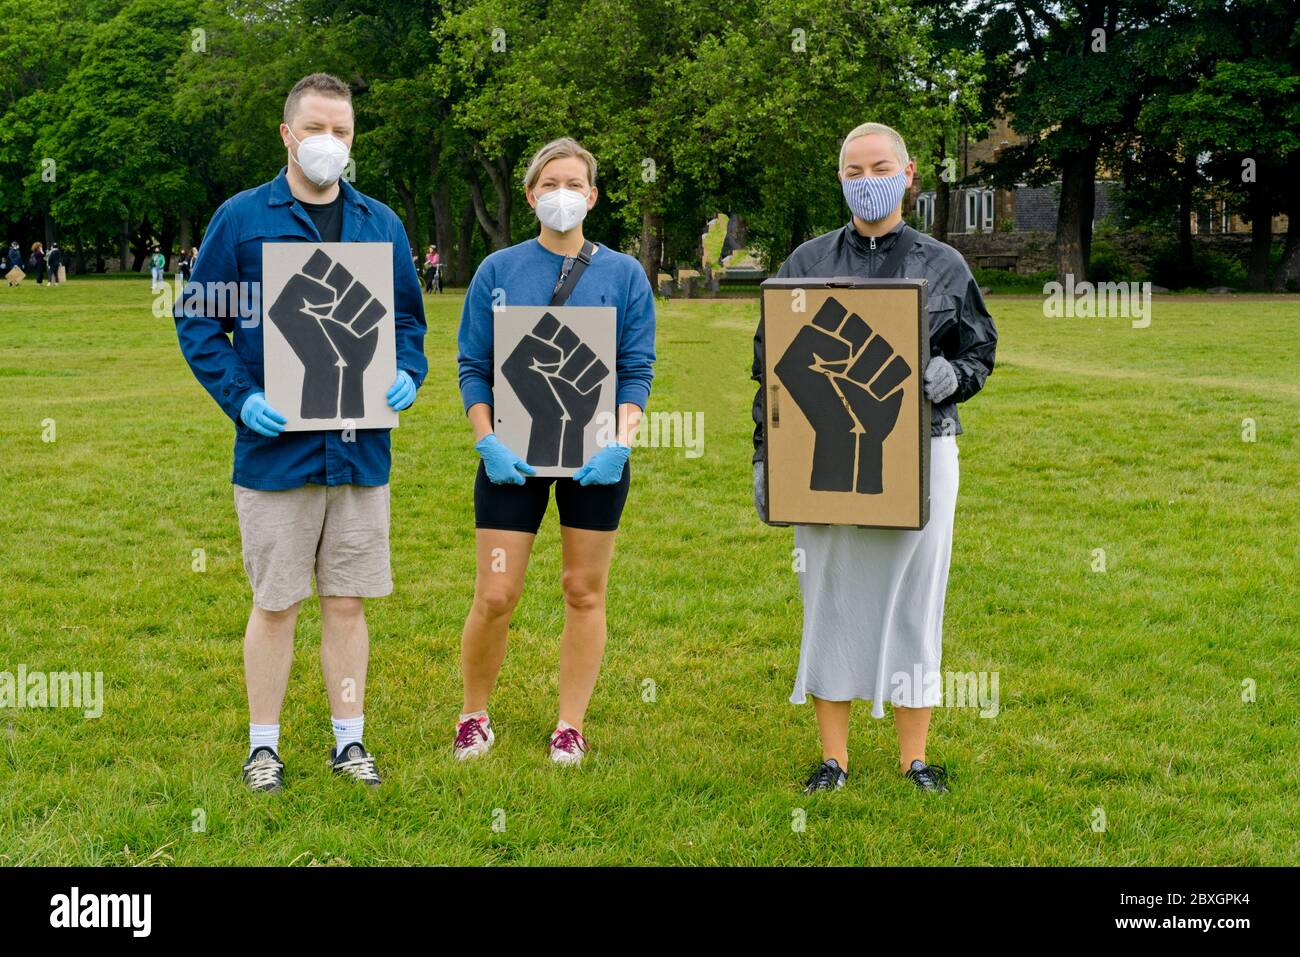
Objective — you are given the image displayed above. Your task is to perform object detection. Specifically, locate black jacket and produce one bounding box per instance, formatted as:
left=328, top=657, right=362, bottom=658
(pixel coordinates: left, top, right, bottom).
left=752, top=220, right=997, bottom=462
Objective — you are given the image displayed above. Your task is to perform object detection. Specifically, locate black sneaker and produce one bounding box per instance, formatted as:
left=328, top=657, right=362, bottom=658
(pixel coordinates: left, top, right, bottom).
left=243, top=746, right=285, bottom=793
left=802, top=758, right=848, bottom=794
left=905, top=759, right=950, bottom=793
left=330, top=742, right=382, bottom=787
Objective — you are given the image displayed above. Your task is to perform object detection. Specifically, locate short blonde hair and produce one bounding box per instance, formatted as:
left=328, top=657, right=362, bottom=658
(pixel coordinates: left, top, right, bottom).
left=523, top=137, right=598, bottom=192
left=839, top=122, right=909, bottom=171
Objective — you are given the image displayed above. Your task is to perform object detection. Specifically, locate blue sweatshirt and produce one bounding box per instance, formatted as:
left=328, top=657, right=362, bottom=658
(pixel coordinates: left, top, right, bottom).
left=457, top=238, right=656, bottom=412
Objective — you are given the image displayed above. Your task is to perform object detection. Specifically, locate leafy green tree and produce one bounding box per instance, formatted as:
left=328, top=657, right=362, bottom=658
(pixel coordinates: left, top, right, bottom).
left=1154, top=0, right=1300, bottom=289
left=977, top=1, right=1168, bottom=282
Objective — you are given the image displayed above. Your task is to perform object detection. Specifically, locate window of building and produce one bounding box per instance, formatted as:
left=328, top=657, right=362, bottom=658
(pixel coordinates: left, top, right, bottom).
left=916, top=193, right=934, bottom=232
left=964, top=189, right=995, bottom=233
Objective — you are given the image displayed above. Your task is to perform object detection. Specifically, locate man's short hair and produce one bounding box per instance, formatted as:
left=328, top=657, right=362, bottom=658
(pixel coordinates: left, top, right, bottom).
left=839, top=122, right=910, bottom=171
left=283, top=73, right=353, bottom=125
left=523, top=137, right=598, bottom=191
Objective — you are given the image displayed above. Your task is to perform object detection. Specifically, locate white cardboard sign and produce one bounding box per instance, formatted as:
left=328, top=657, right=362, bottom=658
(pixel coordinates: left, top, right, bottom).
left=262, top=242, right=398, bottom=431
left=492, top=305, right=617, bottom=477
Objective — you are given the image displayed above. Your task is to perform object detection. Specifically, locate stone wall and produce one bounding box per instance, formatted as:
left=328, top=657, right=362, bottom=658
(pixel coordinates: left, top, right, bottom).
left=943, top=229, right=1281, bottom=276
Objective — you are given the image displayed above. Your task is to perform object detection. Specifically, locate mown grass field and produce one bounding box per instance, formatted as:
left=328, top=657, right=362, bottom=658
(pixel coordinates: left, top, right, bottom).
left=1, top=276, right=1297, bottom=866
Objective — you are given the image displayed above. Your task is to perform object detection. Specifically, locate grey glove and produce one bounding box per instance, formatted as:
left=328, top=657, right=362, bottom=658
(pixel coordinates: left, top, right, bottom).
left=923, top=355, right=958, bottom=403
left=753, top=460, right=768, bottom=523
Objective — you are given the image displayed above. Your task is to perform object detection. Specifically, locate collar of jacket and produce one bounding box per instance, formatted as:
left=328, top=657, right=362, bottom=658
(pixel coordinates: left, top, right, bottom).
left=266, top=165, right=370, bottom=216
left=843, top=218, right=906, bottom=254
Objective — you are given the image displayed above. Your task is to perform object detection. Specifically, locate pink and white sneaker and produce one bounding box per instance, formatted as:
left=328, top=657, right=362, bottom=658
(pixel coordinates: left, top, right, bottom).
left=548, top=724, right=588, bottom=766
left=453, top=713, right=494, bottom=761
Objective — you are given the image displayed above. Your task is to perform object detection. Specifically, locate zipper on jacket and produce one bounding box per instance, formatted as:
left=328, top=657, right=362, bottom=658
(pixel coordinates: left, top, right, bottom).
left=869, top=236, right=877, bottom=250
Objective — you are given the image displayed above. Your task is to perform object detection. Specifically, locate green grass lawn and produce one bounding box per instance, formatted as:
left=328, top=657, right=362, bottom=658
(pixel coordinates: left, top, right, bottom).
left=1, top=276, right=1297, bottom=866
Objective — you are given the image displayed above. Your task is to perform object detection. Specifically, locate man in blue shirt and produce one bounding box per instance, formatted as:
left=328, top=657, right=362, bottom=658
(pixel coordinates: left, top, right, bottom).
left=175, top=73, right=427, bottom=793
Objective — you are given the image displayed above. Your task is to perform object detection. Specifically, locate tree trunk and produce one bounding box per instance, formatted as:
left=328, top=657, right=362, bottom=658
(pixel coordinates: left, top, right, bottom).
left=638, top=204, right=663, bottom=286
left=430, top=180, right=453, bottom=269
left=130, top=218, right=150, bottom=272
left=468, top=147, right=513, bottom=250
left=732, top=213, right=748, bottom=248
left=933, top=131, right=950, bottom=242
left=393, top=177, right=419, bottom=251
left=119, top=220, right=131, bottom=272
left=1176, top=155, right=1194, bottom=283
left=1271, top=165, right=1300, bottom=291
left=1055, top=146, right=1098, bottom=283
left=159, top=220, right=176, bottom=271
left=1247, top=179, right=1272, bottom=291
left=455, top=200, right=476, bottom=285
left=784, top=203, right=808, bottom=264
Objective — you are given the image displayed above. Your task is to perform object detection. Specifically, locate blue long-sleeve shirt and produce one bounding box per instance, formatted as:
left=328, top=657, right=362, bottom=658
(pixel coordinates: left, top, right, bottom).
left=457, top=238, right=656, bottom=412
left=174, top=168, right=428, bottom=491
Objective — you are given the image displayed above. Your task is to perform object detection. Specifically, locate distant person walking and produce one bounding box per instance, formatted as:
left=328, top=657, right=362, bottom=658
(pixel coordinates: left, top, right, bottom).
left=47, top=243, right=63, bottom=286
left=423, top=245, right=442, bottom=293
left=149, top=246, right=166, bottom=292
left=5, top=241, right=22, bottom=285
left=178, top=246, right=195, bottom=283
left=29, top=243, right=46, bottom=286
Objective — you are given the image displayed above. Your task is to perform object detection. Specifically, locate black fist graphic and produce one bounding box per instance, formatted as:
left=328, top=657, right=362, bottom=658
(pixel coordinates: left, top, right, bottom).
left=501, top=312, right=610, bottom=468
left=267, top=249, right=386, bottom=419
left=774, top=296, right=911, bottom=494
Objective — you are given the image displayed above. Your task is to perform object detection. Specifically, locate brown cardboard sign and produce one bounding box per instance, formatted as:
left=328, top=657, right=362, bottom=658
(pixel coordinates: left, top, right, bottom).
left=761, top=278, right=930, bottom=529
left=493, top=305, right=617, bottom=478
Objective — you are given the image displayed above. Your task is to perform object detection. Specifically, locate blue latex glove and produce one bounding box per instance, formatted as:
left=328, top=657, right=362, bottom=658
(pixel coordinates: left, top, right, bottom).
left=573, top=443, right=630, bottom=486
left=386, top=370, right=417, bottom=411
left=476, top=434, right=535, bottom=485
left=240, top=392, right=287, bottom=437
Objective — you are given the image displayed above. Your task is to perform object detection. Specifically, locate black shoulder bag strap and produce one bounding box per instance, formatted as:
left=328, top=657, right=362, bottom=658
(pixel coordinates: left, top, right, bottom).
left=876, top=224, right=916, bottom=279
left=549, top=240, right=596, bottom=307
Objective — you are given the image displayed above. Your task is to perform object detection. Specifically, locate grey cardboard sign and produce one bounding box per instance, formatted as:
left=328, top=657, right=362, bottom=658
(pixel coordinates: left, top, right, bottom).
left=262, top=242, right=399, bottom=432
left=492, top=305, right=618, bottom=478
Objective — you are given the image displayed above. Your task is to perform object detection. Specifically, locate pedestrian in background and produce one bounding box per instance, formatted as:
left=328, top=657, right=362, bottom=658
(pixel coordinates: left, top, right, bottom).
left=29, top=242, right=46, bottom=286
left=47, top=243, right=63, bottom=286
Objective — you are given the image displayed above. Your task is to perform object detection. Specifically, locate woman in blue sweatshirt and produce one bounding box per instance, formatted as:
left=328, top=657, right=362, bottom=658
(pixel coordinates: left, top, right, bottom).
left=454, top=138, right=656, bottom=766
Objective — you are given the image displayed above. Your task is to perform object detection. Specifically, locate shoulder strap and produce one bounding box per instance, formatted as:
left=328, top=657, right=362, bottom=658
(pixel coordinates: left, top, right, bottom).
left=549, top=240, right=596, bottom=307
left=877, top=224, right=916, bottom=279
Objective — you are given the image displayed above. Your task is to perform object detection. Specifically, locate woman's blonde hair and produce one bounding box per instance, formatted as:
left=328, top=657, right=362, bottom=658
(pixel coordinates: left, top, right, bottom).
left=523, top=137, right=598, bottom=192
left=839, top=122, right=910, bottom=171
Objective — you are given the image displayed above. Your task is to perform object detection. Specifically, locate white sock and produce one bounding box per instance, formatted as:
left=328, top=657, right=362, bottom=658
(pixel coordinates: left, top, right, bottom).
left=331, top=715, right=365, bottom=753
left=458, top=709, right=488, bottom=725
left=249, top=723, right=280, bottom=758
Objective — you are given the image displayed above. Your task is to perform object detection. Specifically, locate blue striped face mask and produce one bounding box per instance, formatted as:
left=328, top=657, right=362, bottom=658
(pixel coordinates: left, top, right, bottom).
left=842, top=169, right=907, bottom=223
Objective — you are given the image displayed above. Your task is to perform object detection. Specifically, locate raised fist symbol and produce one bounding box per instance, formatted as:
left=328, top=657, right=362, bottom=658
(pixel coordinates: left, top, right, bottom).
left=267, top=249, right=387, bottom=419
left=774, top=296, right=911, bottom=493
left=500, top=312, right=610, bottom=468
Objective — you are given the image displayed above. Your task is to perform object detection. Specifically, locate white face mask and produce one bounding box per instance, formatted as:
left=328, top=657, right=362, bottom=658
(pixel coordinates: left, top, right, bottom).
left=534, top=187, right=591, bottom=233
left=287, top=128, right=350, bottom=187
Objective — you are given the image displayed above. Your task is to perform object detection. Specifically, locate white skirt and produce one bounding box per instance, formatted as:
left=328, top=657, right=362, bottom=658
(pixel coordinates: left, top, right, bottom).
left=790, top=436, right=959, bottom=717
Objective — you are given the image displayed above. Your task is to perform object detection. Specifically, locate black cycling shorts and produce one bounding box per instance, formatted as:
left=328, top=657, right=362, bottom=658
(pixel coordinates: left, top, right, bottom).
left=473, top=460, right=631, bottom=533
